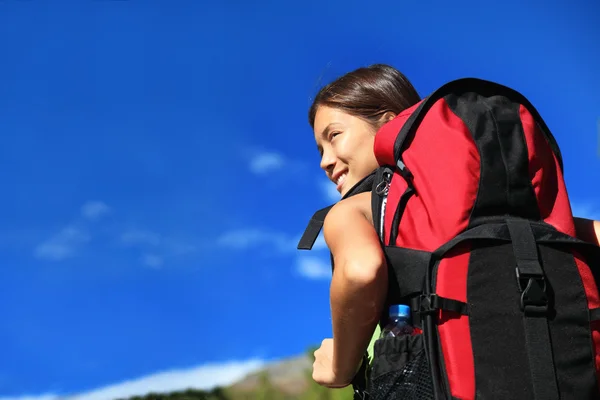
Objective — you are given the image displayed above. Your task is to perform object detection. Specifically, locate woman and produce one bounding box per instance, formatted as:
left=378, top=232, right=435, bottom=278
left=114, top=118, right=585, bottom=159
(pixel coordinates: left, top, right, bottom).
left=308, top=63, right=600, bottom=388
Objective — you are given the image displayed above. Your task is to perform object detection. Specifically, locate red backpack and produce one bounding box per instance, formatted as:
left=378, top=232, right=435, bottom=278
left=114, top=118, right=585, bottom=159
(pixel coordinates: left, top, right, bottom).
left=298, top=78, right=600, bottom=400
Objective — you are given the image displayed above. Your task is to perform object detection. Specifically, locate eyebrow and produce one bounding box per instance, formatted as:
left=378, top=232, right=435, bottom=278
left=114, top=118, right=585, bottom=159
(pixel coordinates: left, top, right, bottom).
left=320, top=123, right=337, bottom=139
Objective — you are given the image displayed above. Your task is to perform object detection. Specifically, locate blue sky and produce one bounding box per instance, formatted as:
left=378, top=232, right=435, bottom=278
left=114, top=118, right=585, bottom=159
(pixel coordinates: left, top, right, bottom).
left=0, top=1, right=599, bottom=399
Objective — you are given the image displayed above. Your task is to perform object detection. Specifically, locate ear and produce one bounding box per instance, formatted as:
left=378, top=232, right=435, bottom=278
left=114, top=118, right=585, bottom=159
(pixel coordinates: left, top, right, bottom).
left=381, top=111, right=397, bottom=122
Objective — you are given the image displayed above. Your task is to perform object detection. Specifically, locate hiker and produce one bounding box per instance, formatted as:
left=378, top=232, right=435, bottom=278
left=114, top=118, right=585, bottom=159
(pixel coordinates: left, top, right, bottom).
left=305, top=64, right=600, bottom=395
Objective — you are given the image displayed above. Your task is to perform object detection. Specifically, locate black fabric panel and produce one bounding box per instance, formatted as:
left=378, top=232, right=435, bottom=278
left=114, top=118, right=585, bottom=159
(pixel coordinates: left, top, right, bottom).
left=539, top=244, right=598, bottom=398
left=444, top=93, right=541, bottom=227
left=492, top=97, right=541, bottom=221
left=467, top=242, right=533, bottom=400
left=384, top=246, right=431, bottom=299
left=382, top=246, right=431, bottom=327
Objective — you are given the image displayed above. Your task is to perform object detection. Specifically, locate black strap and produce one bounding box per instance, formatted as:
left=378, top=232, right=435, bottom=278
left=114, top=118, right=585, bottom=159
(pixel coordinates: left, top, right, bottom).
left=590, top=307, right=600, bottom=322
left=507, top=219, right=559, bottom=400
left=392, top=78, right=563, bottom=173
left=411, top=294, right=470, bottom=316
left=431, top=219, right=600, bottom=262
left=432, top=222, right=511, bottom=259
left=297, top=170, right=377, bottom=251
left=388, top=184, right=416, bottom=246
left=297, top=205, right=333, bottom=250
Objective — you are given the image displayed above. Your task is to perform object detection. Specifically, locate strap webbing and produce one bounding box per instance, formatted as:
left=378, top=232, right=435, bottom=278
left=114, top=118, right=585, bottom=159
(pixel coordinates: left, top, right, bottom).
left=297, top=170, right=377, bottom=251
left=411, top=294, right=470, bottom=316
left=388, top=184, right=415, bottom=246
left=296, top=205, right=333, bottom=250
left=507, top=219, right=559, bottom=400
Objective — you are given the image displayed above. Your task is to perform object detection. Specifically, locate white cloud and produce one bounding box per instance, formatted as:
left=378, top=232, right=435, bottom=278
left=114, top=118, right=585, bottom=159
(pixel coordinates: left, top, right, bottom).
left=219, top=228, right=329, bottom=256
left=0, top=359, right=266, bottom=400
left=141, top=253, right=163, bottom=268
left=319, top=180, right=340, bottom=203
left=34, top=201, right=111, bottom=261
left=81, top=201, right=111, bottom=220
left=217, top=228, right=332, bottom=280
left=217, top=229, right=293, bottom=252
left=249, top=152, right=285, bottom=174
left=120, top=230, right=161, bottom=246
left=0, top=395, right=58, bottom=400
left=34, top=226, right=90, bottom=261
left=296, top=255, right=331, bottom=280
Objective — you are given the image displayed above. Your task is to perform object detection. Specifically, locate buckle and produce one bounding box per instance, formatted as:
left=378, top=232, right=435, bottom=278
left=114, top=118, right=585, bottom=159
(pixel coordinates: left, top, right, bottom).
left=516, top=267, right=548, bottom=314
left=419, top=294, right=439, bottom=315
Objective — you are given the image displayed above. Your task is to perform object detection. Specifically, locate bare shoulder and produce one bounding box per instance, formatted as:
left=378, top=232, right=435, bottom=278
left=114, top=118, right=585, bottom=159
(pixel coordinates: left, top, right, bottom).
left=322, top=191, right=383, bottom=272
left=323, top=192, right=376, bottom=250
left=324, top=192, right=373, bottom=229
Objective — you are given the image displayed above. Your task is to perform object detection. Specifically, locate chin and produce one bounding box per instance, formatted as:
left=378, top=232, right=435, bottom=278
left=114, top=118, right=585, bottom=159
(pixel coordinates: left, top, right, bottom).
left=339, top=182, right=353, bottom=198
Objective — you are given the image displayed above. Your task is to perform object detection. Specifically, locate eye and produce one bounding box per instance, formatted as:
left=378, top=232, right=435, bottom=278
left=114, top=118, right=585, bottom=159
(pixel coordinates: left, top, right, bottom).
left=330, top=131, right=341, bottom=140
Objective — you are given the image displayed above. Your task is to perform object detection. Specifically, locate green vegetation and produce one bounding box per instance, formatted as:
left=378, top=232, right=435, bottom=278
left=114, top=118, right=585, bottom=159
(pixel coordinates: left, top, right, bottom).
left=117, top=346, right=356, bottom=400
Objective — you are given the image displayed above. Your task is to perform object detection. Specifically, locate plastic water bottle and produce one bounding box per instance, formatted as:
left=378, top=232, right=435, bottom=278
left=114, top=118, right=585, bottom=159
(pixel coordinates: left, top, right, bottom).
left=380, top=304, right=414, bottom=338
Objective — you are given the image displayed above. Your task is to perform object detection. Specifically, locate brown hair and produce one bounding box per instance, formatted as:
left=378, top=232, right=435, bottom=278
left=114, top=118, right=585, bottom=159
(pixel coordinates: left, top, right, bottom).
left=308, top=64, right=422, bottom=131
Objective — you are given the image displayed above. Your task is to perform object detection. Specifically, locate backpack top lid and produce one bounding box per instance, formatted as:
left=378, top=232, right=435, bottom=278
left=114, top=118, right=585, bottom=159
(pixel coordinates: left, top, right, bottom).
left=369, top=78, right=576, bottom=251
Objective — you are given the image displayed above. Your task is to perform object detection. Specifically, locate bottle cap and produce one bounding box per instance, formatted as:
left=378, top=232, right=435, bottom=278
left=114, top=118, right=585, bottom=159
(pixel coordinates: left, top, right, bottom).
left=389, top=304, right=411, bottom=317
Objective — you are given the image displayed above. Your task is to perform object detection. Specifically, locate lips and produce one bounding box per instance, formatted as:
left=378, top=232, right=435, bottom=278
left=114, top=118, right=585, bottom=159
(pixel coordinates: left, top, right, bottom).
left=332, top=171, right=348, bottom=193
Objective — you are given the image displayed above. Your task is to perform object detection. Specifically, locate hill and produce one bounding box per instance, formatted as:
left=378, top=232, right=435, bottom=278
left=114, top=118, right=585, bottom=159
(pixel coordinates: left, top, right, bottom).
left=116, top=349, right=355, bottom=400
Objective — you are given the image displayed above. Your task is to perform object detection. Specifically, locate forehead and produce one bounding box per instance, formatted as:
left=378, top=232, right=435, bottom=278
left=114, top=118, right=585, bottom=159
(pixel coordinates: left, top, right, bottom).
left=314, top=106, right=349, bottom=131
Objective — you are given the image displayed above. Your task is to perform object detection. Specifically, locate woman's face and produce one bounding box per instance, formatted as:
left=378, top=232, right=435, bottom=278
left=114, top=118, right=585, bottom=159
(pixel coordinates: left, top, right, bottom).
left=313, top=105, right=380, bottom=197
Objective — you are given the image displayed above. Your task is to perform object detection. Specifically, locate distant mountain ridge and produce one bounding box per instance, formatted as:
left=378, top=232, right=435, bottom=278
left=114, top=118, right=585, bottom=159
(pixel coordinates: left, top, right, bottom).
left=117, top=350, right=355, bottom=400
left=229, top=355, right=312, bottom=396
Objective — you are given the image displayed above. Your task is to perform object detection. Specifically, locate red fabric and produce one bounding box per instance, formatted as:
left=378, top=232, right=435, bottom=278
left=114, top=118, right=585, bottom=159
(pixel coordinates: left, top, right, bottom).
left=374, top=100, right=599, bottom=399
left=519, top=105, right=575, bottom=236
left=374, top=101, right=421, bottom=167
left=436, top=244, right=475, bottom=400
left=377, top=99, right=479, bottom=251
left=521, top=104, right=600, bottom=387
left=375, top=99, right=479, bottom=399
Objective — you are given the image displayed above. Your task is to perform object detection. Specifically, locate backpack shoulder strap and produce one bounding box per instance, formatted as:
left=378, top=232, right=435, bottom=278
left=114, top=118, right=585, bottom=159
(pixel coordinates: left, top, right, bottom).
left=297, top=169, right=378, bottom=250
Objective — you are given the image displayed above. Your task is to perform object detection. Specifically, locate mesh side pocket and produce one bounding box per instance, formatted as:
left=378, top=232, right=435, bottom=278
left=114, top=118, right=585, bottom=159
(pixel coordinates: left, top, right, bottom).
left=368, top=334, right=434, bottom=400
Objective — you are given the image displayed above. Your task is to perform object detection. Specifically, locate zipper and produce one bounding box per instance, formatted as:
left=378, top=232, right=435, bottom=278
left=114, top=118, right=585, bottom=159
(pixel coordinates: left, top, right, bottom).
left=373, top=167, right=392, bottom=242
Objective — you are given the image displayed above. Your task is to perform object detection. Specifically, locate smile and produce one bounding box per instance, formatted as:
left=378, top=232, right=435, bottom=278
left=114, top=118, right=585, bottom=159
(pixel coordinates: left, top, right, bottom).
left=335, top=173, right=347, bottom=192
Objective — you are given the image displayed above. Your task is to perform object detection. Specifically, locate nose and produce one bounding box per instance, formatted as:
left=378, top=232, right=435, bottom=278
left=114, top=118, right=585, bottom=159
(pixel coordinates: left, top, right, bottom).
left=320, top=147, right=336, bottom=173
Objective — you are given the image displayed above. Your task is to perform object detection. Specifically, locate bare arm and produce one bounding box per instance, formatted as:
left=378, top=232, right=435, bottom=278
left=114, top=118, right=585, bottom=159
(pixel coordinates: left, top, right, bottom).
left=574, top=217, right=600, bottom=246
left=323, top=195, right=388, bottom=382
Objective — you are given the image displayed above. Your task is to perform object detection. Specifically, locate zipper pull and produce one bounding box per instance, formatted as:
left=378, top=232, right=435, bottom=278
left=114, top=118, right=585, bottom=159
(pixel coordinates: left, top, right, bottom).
left=376, top=169, right=392, bottom=196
